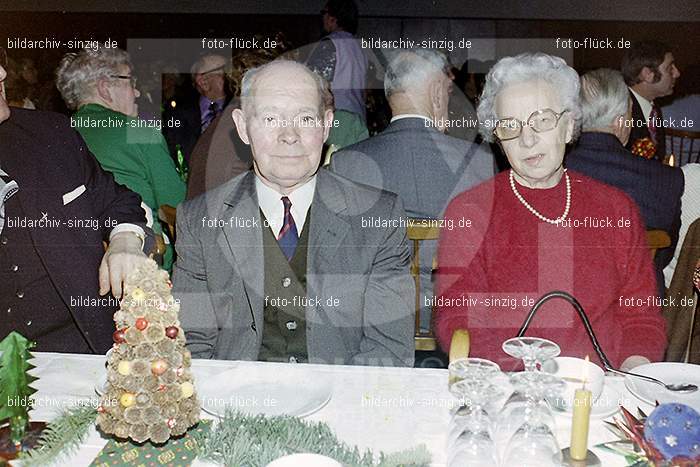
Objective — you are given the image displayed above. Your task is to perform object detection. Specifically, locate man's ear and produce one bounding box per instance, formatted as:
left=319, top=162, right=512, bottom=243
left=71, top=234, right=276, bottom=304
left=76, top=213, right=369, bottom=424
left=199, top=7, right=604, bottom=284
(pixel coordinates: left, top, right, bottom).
left=639, top=66, right=656, bottom=84
left=231, top=108, right=250, bottom=145
left=429, top=78, right=442, bottom=114
left=322, top=108, right=334, bottom=143
left=96, top=79, right=112, bottom=103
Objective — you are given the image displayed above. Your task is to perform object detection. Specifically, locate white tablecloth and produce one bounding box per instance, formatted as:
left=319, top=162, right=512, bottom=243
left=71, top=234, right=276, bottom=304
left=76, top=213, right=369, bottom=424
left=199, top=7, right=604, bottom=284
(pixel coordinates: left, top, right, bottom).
left=23, top=352, right=657, bottom=466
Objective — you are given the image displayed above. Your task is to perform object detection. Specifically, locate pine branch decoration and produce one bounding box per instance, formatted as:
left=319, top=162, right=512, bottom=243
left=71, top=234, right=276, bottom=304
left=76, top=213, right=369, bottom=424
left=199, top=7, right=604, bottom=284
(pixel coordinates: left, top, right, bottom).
left=19, top=405, right=97, bottom=466
left=192, top=410, right=431, bottom=466
left=0, top=331, right=37, bottom=444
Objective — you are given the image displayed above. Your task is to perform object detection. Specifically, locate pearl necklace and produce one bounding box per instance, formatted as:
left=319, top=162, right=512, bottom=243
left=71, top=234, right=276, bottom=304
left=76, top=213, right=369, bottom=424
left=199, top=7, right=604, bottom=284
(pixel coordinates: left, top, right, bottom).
left=509, top=169, right=571, bottom=225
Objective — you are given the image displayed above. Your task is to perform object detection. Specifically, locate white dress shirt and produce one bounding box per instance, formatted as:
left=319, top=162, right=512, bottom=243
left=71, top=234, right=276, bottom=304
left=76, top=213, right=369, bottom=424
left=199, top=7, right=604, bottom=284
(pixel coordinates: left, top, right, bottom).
left=390, top=113, right=435, bottom=127
left=630, top=88, right=653, bottom=124
left=255, top=175, right=316, bottom=237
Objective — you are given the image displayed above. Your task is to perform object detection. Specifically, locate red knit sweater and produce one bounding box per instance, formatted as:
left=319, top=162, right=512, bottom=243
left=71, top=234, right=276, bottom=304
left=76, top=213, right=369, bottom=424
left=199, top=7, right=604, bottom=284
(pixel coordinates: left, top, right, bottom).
left=435, top=170, right=666, bottom=370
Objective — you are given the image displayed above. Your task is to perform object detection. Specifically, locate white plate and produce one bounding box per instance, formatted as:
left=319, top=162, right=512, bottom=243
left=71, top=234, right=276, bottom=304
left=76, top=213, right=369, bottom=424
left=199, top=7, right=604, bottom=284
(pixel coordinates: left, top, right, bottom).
left=624, top=362, right=700, bottom=411
left=550, top=384, right=621, bottom=419
left=199, top=369, right=333, bottom=418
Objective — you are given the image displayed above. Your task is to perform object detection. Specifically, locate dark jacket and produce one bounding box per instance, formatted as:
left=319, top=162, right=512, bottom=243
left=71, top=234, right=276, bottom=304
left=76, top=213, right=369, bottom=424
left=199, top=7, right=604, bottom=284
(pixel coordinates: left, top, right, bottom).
left=626, top=91, right=666, bottom=160
left=0, top=108, right=147, bottom=353
left=567, top=131, right=684, bottom=292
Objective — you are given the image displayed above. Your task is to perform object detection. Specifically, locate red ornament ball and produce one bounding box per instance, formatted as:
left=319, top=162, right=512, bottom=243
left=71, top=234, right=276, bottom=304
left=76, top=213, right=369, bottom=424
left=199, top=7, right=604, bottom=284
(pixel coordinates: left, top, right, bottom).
left=112, top=328, right=127, bottom=344
left=165, top=326, right=179, bottom=339
left=135, top=317, right=148, bottom=330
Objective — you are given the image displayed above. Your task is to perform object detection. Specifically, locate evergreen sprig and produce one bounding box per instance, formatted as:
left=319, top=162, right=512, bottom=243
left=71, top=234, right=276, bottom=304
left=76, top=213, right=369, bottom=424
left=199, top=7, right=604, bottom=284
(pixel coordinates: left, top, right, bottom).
left=192, top=410, right=431, bottom=466
left=19, top=405, right=98, bottom=466
left=0, top=331, right=37, bottom=443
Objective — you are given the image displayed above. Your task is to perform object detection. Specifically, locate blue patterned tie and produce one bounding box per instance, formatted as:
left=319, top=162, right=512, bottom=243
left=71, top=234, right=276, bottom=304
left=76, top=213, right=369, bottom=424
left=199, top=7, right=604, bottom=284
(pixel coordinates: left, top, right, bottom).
left=277, top=196, right=298, bottom=260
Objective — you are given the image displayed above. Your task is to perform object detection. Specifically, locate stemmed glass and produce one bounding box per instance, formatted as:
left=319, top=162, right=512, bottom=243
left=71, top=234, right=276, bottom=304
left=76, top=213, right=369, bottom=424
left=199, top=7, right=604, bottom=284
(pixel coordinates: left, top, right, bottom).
left=500, top=371, right=565, bottom=467
left=446, top=358, right=503, bottom=467
left=495, top=337, right=561, bottom=453
left=502, top=337, right=561, bottom=371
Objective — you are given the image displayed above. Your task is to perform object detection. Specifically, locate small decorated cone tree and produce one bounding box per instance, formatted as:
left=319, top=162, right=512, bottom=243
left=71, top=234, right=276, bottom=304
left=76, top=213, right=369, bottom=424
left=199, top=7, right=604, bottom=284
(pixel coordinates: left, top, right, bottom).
left=97, top=258, right=199, bottom=443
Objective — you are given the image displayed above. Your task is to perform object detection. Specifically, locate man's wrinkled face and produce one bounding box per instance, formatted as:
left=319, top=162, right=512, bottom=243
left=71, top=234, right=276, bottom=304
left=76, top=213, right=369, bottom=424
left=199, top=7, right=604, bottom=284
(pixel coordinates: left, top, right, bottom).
left=107, top=64, right=139, bottom=117
left=194, top=56, right=227, bottom=100
left=0, top=64, right=11, bottom=123
left=232, top=64, right=333, bottom=194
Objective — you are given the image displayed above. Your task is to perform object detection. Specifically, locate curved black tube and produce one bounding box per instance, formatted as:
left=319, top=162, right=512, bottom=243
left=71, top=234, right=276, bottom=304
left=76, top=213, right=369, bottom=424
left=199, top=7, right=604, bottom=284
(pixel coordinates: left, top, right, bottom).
left=516, top=290, right=613, bottom=369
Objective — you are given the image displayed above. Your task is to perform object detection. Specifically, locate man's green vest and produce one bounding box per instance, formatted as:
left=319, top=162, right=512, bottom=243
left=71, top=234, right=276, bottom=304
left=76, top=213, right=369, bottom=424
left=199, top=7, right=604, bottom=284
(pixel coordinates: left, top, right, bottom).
left=258, top=211, right=310, bottom=363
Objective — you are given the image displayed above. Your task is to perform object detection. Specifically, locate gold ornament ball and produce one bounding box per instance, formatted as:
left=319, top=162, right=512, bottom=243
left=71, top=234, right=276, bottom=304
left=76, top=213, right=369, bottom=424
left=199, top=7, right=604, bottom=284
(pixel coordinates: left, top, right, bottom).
left=131, top=288, right=145, bottom=301
left=117, top=361, right=131, bottom=376
left=180, top=381, right=194, bottom=399
left=120, top=392, right=136, bottom=407
left=151, top=359, right=169, bottom=376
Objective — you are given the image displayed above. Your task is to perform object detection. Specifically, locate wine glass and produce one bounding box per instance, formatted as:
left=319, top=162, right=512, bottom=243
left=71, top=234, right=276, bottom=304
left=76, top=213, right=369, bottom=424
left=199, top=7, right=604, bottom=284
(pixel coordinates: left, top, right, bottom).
left=447, top=358, right=503, bottom=467
left=502, top=337, right=561, bottom=372
left=500, top=371, right=565, bottom=467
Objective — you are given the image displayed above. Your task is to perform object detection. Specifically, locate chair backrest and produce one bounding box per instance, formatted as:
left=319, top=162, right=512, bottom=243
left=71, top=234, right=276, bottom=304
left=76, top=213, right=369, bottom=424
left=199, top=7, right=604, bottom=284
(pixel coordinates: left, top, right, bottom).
left=406, top=218, right=441, bottom=351
left=159, top=204, right=177, bottom=240
left=646, top=229, right=671, bottom=259
left=666, top=128, right=700, bottom=166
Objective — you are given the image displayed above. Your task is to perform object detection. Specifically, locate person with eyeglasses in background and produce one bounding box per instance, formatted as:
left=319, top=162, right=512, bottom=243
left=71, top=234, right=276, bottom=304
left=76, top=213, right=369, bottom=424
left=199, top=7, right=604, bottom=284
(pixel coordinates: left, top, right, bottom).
left=56, top=46, right=186, bottom=272
left=434, top=53, right=666, bottom=372
left=0, top=46, right=153, bottom=353
left=163, top=54, right=232, bottom=169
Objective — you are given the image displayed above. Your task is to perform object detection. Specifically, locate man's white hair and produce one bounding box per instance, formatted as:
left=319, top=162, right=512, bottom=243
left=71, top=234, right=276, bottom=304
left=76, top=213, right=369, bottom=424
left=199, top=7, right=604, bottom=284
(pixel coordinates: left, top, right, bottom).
left=56, top=46, right=131, bottom=110
left=239, top=59, right=333, bottom=116
left=384, top=48, right=448, bottom=98
left=477, top=52, right=582, bottom=143
left=579, top=68, right=630, bottom=131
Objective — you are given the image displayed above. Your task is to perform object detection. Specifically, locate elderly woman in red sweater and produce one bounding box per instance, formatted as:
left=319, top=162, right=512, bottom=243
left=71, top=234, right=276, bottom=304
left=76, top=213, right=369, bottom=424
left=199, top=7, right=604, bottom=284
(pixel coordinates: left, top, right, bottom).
left=435, top=53, right=666, bottom=371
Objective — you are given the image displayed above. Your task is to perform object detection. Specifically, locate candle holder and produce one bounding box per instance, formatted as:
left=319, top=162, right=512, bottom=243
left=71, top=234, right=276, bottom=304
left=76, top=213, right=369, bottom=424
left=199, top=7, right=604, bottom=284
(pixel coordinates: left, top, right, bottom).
left=561, top=447, right=601, bottom=466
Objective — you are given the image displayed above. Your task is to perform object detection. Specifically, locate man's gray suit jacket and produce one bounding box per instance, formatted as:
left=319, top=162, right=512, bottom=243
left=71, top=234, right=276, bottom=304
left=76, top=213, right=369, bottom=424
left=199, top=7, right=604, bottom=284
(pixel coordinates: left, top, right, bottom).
left=172, top=169, right=415, bottom=366
left=330, top=117, right=495, bottom=330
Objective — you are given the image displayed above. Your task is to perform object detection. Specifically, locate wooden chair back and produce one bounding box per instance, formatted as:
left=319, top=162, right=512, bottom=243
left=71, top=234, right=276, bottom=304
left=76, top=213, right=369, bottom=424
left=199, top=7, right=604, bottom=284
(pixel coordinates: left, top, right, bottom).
left=646, top=229, right=671, bottom=259
left=406, top=219, right=441, bottom=351
left=159, top=204, right=177, bottom=241
left=666, top=128, right=700, bottom=166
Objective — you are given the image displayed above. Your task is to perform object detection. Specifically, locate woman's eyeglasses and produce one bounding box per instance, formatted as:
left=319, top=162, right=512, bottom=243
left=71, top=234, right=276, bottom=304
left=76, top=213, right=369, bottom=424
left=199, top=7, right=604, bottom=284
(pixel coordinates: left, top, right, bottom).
left=493, top=109, right=569, bottom=141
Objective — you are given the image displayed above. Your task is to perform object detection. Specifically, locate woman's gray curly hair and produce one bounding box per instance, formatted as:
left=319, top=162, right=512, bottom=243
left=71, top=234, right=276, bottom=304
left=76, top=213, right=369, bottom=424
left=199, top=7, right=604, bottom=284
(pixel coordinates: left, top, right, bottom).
left=56, top=46, right=132, bottom=110
left=477, top=52, right=582, bottom=143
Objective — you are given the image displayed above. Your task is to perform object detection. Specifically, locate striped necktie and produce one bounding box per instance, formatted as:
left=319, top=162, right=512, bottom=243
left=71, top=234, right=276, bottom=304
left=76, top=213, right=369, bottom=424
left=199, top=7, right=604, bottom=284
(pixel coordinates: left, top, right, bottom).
left=277, top=196, right=298, bottom=261
left=648, top=104, right=660, bottom=145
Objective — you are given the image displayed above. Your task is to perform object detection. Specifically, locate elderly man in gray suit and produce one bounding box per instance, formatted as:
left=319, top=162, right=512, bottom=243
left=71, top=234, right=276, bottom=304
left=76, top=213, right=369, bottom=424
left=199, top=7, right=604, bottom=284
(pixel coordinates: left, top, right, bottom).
left=172, top=60, right=415, bottom=366
left=331, top=48, right=495, bottom=337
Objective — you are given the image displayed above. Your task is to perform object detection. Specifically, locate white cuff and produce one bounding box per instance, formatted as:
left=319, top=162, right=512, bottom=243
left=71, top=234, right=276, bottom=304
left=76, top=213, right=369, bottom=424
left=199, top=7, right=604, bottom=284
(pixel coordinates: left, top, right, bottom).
left=110, top=223, right=146, bottom=249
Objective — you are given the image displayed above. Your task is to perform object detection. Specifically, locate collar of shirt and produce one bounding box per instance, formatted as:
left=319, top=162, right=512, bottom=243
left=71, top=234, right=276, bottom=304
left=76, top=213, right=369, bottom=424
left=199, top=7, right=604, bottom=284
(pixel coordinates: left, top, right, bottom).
left=199, top=95, right=226, bottom=117
left=630, top=88, right=653, bottom=123
left=390, top=113, right=434, bottom=126
left=255, top=175, right=316, bottom=237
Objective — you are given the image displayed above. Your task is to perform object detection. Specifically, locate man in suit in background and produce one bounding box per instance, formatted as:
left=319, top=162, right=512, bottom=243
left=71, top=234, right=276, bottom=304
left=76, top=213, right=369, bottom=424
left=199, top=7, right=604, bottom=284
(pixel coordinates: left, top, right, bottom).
left=0, top=51, right=150, bottom=353
left=173, top=60, right=414, bottom=366
left=567, top=68, right=684, bottom=295
left=621, top=40, right=680, bottom=160
left=164, top=54, right=232, bottom=165
left=330, top=48, right=495, bottom=350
